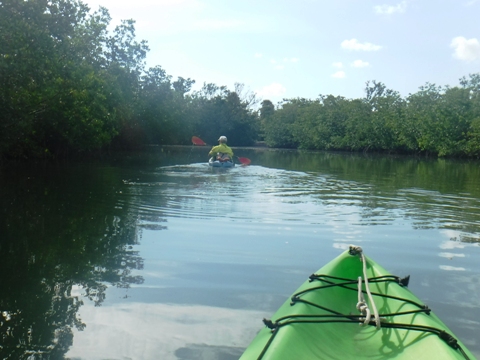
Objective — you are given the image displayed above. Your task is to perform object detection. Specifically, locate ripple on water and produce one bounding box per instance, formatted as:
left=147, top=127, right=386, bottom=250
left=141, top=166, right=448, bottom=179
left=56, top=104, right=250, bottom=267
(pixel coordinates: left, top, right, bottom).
left=119, top=164, right=480, bottom=237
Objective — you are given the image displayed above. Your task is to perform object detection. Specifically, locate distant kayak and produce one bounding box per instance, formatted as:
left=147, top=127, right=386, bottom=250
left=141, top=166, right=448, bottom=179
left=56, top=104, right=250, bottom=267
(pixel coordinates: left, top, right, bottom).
left=240, top=246, right=474, bottom=360
left=208, top=159, right=235, bottom=168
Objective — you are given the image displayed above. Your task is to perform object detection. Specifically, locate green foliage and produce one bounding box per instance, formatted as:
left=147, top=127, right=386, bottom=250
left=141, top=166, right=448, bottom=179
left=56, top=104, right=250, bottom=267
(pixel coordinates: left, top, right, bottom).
left=404, top=83, right=474, bottom=156
left=135, top=66, right=196, bottom=145
left=190, top=83, right=259, bottom=146
left=262, top=76, right=480, bottom=158
left=106, top=19, right=149, bottom=74
left=362, top=82, right=406, bottom=152
left=0, top=0, right=125, bottom=158
left=260, top=100, right=275, bottom=120
left=2, top=0, right=480, bottom=159
left=264, top=98, right=306, bottom=148
left=0, top=0, right=260, bottom=158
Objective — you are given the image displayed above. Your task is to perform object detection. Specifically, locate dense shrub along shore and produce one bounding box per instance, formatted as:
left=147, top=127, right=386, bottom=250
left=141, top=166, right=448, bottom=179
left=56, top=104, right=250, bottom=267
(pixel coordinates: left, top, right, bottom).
left=2, top=0, right=480, bottom=159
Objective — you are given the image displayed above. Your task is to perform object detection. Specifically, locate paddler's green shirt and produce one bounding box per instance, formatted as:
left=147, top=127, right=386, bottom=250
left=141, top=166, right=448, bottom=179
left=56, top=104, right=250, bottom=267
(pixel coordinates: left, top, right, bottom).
left=208, top=143, right=234, bottom=157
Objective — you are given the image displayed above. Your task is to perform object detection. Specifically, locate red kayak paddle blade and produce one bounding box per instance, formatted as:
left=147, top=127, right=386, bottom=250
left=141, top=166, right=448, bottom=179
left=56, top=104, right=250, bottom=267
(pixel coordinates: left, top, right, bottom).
left=237, top=157, right=251, bottom=165
left=192, top=136, right=207, bottom=146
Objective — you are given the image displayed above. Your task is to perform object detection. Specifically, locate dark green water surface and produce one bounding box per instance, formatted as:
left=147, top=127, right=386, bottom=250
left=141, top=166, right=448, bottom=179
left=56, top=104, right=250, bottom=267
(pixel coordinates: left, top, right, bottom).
left=1, top=146, right=479, bottom=359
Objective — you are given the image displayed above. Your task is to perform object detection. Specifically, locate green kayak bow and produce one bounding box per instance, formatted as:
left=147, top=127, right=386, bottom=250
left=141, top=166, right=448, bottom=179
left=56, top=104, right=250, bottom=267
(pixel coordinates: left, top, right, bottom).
left=240, top=246, right=475, bottom=360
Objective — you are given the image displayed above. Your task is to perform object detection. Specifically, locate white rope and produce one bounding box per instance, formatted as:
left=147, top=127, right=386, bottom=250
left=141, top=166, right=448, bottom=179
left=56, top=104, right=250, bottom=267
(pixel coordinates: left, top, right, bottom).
left=356, top=276, right=371, bottom=325
left=351, top=245, right=381, bottom=329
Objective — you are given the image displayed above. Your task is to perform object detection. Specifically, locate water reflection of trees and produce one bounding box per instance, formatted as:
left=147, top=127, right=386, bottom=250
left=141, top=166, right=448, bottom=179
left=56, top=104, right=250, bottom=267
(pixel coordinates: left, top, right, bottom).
left=249, top=150, right=480, bottom=243
left=0, top=163, right=147, bottom=359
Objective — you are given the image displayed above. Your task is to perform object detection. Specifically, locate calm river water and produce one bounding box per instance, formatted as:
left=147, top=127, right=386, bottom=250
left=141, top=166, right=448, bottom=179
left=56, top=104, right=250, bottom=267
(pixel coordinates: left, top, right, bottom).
left=1, top=146, right=480, bottom=359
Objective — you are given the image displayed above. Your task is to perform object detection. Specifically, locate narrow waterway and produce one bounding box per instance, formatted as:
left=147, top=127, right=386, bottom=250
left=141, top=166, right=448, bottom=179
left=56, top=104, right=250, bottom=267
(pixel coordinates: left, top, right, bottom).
left=1, top=146, right=479, bottom=359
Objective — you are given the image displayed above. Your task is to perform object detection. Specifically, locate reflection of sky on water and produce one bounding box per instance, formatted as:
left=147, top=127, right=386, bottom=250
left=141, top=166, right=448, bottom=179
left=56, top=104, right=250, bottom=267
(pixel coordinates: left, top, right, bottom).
left=439, top=265, right=466, bottom=271
left=67, top=162, right=480, bottom=359
left=67, top=300, right=266, bottom=360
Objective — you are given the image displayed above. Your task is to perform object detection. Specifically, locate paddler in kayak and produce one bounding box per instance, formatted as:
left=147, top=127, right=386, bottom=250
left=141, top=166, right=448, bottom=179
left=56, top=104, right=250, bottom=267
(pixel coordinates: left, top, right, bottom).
left=208, top=136, right=234, bottom=162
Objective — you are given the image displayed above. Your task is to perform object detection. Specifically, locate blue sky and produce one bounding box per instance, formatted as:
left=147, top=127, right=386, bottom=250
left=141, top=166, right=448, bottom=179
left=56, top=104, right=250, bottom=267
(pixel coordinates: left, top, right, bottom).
left=83, top=0, right=480, bottom=103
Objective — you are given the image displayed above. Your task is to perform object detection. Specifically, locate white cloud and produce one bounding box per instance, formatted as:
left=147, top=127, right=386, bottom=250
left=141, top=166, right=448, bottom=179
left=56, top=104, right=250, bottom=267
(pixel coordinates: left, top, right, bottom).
left=341, top=39, right=382, bottom=51
left=266, top=58, right=298, bottom=70
left=269, top=59, right=285, bottom=69
left=465, top=0, right=479, bottom=5
left=254, top=53, right=263, bottom=58
left=332, top=62, right=343, bottom=68
left=374, top=1, right=407, bottom=14
left=451, top=36, right=480, bottom=61
left=256, top=83, right=287, bottom=97
left=270, top=58, right=299, bottom=64
left=351, top=59, right=370, bottom=68
left=331, top=71, right=346, bottom=79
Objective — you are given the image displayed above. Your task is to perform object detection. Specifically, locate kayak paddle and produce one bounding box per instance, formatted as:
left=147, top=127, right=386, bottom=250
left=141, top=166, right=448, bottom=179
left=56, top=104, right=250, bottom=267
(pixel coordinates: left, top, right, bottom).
left=235, top=156, right=251, bottom=165
left=191, top=136, right=251, bottom=165
left=192, top=136, right=207, bottom=146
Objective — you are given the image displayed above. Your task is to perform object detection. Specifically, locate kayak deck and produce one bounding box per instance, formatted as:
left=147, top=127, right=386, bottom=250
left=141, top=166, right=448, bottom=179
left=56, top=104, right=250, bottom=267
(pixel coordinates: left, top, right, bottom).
left=240, top=246, right=474, bottom=360
left=208, top=159, right=235, bottom=167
